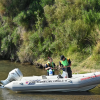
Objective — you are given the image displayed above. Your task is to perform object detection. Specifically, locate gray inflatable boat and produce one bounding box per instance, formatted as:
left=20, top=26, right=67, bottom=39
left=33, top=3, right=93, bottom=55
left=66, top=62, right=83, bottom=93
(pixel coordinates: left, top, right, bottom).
left=1, top=68, right=100, bottom=92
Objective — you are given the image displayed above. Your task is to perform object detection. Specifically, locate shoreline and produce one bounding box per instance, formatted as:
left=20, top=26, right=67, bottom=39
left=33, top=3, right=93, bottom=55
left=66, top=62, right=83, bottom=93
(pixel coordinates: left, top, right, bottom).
left=34, top=57, right=100, bottom=74
left=1, top=56, right=100, bottom=74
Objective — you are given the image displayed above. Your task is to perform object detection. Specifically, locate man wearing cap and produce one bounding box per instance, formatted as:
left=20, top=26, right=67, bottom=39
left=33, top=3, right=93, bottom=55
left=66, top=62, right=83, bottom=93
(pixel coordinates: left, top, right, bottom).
left=59, top=55, right=72, bottom=78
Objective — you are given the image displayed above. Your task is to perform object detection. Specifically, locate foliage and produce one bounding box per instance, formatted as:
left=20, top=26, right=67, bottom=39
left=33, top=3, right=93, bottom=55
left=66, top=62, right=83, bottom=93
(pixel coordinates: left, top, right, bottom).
left=0, top=0, right=100, bottom=64
left=92, top=42, right=100, bottom=61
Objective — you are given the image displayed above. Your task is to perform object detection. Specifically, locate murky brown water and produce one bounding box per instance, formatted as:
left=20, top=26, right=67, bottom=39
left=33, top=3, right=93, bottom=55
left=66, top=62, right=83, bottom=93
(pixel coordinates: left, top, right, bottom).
left=0, top=60, right=100, bottom=100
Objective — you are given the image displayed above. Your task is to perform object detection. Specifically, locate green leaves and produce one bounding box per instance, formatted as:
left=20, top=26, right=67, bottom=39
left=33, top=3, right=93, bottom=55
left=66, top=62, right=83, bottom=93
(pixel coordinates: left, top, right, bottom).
left=1, top=0, right=100, bottom=62
left=11, top=29, right=20, bottom=46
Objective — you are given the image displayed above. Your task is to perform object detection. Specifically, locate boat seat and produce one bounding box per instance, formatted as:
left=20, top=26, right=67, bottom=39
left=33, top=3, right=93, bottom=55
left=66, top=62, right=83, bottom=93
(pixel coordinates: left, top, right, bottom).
left=42, top=75, right=47, bottom=79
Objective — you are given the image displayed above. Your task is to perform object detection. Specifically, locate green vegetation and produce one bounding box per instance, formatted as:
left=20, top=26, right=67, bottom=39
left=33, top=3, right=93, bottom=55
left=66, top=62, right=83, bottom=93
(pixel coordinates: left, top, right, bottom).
left=0, top=0, right=100, bottom=70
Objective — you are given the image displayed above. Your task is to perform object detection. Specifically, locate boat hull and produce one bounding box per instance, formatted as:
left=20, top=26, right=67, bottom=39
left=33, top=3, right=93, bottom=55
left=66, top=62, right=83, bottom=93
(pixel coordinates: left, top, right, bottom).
left=4, top=72, right=100, bottom=92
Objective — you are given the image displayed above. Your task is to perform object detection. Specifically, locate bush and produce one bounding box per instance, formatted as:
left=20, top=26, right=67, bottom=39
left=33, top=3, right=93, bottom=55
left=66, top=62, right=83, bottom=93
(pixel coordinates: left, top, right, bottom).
left=11, top=28, right=20, bottom=46
left=0, top=0, right=100, bottom=63
left=92, top=42, right=100, bottom=60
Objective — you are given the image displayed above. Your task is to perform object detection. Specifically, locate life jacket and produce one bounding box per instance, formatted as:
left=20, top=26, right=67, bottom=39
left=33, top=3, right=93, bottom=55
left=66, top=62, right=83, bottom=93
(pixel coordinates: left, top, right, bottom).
left=47, top=62, right=55, bottom=72
left=61, top=58, right=69, bottom=68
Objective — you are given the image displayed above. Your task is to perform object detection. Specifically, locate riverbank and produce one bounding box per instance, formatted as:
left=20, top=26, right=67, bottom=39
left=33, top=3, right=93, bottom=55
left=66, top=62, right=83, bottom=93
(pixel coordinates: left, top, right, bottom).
left=1, top=51, right=100, bottom=74
left=0, top=0, right=100, bottom=67
left=34, top=54, right=100, bottom=74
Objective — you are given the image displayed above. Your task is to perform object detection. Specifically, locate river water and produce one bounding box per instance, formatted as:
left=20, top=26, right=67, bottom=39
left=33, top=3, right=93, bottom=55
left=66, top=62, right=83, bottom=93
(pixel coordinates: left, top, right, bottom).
left=0, top=60, right=100, bottom=100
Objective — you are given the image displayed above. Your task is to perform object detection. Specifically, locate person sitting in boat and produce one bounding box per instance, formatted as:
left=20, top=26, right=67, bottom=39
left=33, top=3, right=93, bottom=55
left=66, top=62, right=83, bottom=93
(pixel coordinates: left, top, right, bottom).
left=59, top=55, right=72, bottom=78
left=45, top=57, right=56, bottom=76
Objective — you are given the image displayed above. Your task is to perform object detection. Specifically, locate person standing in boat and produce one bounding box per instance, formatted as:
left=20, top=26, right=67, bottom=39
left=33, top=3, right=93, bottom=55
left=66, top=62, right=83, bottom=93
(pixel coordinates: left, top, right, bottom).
left=45, top=57, right=56, bottom=76
left=59, top=55, right=72, bottom=78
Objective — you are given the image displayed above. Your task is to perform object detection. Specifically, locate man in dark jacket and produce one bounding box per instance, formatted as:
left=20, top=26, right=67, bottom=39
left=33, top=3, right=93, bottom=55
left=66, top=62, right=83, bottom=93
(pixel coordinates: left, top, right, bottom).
left=59, top=55, right=72, bottom=78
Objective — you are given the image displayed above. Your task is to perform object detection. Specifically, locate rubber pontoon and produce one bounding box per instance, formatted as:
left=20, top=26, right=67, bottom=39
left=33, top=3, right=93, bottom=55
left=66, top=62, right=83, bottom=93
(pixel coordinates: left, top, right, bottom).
left=1, top=68, right=100, bottom=92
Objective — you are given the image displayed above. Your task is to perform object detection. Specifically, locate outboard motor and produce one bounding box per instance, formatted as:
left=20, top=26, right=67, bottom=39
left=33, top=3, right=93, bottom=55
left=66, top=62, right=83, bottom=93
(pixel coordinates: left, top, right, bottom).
left=0, top=68, right=23, bottom=85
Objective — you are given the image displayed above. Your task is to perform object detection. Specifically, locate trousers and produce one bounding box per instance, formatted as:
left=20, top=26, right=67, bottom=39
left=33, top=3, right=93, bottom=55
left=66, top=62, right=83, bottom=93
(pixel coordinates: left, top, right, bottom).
left=65, top=67, right=72, bottom=78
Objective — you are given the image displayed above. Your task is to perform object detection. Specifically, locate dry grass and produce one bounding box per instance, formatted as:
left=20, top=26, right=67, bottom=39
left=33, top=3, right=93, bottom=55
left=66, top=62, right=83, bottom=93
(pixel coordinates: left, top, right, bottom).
left=35, top=53, right=100, bottom=74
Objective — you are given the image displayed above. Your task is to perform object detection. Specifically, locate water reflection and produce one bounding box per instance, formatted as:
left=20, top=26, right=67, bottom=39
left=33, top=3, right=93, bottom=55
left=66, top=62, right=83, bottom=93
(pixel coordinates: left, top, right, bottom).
left=1, top=88, right=100, bottom=100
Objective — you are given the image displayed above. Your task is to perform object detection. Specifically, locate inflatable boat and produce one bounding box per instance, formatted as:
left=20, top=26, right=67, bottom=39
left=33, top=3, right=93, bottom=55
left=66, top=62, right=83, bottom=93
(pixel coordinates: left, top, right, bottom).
left=1, top=68, right=100, bottom=92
